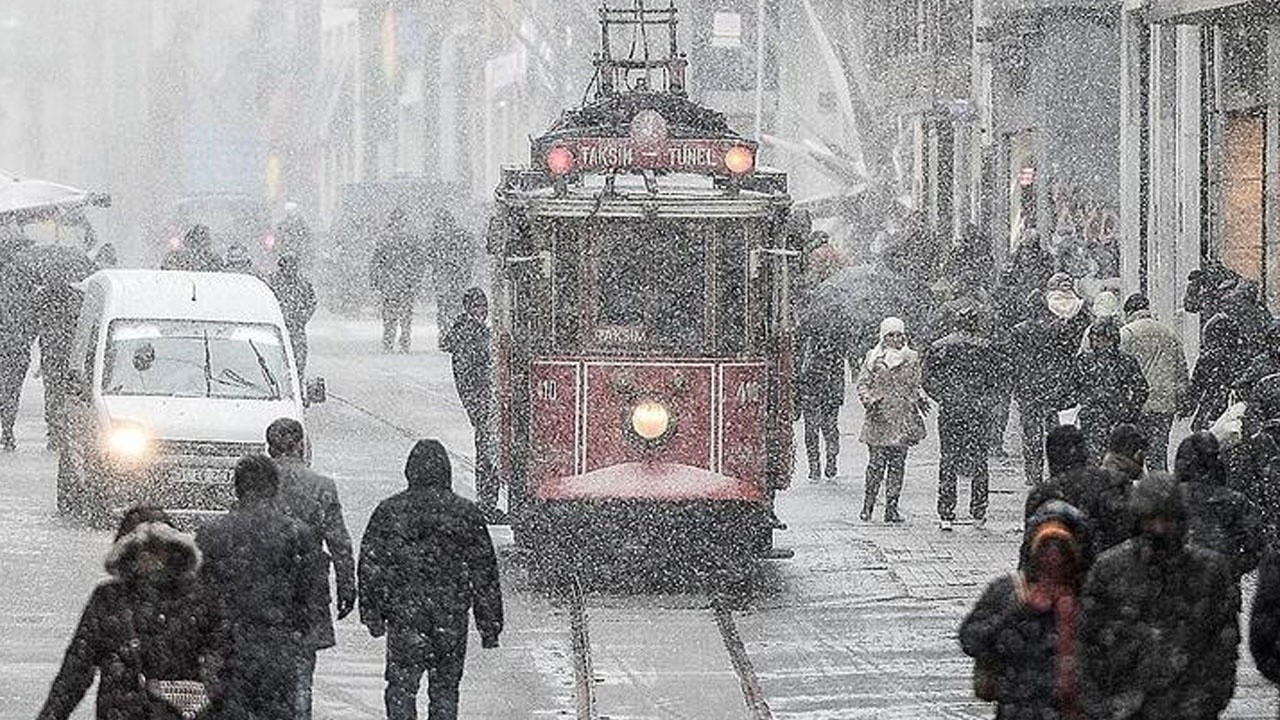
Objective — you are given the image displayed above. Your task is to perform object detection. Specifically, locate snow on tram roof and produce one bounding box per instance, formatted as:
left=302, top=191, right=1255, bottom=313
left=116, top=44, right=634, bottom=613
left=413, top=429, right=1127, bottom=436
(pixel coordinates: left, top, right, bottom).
left=81, top=269, right=287, bottom=325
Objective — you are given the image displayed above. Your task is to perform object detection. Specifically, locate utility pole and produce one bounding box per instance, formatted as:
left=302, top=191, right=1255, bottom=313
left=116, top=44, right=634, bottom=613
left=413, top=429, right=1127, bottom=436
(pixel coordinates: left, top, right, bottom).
left=753, top=0, right=764, bottom=142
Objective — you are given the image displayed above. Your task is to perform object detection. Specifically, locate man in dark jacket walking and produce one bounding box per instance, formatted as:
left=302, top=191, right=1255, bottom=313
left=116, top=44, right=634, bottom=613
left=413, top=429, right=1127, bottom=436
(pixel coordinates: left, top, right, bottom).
left=161, top=225, right=224, bottom=273
left=0, top=283, right=33, bottom=452
left=36, top=279, right=83, bottom=451
left=441, top=288, right=503, bottom=523
left=369, top=208, right=428, bottom=353
left=266, top=418, right=356, bottom=720
left=795, top=317, right=851, bottom=482
left=1025, top=424, right=1133, bottom=555
left=1073, top=320, right=1149, bottom=461
left=1174, top=431, right=1263, bottom=581
left=1080, top=474, right=1240, bottom=720
left=268, top=253, right=318, bottom=380
left=923, top=308, right=1001, bottom=529
left=197, top=455, right=321, bottom=720
left=359, top=439, right=504, bottom=720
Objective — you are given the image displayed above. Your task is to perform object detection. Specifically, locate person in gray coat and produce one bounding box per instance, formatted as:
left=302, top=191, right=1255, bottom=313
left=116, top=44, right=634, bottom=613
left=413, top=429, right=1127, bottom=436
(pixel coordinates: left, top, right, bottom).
left=855, top=317, right=927, bottom=522
left=266, top=418, right=356, bottom=720
left=1120, top=294, right=1189, bottom=471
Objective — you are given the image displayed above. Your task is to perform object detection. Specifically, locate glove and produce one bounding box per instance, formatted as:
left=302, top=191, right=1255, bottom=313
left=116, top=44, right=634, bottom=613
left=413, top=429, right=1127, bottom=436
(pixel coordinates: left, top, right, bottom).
left=337, top=589, right=356, bottom=620
left=365, top=619, right=386, bottom=638
left=481, top=634, right=500, bottom=649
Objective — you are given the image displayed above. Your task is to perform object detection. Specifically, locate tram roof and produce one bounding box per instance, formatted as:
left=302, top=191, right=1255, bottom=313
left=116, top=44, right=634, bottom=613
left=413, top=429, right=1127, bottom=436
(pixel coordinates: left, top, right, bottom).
left=496, top=169, right=789, bottom=220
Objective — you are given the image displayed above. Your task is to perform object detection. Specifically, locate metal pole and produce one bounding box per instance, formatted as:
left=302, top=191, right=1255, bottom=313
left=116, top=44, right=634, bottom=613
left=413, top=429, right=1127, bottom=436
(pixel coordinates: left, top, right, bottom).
left=754, top=0, right=765, bottom=142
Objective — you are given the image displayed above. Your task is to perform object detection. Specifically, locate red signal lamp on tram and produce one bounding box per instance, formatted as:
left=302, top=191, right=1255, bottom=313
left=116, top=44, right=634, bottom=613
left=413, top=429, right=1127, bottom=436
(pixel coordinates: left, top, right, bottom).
left=546, top=146, right=576, bottom=176
left=724, top=145, right=755, bottom=175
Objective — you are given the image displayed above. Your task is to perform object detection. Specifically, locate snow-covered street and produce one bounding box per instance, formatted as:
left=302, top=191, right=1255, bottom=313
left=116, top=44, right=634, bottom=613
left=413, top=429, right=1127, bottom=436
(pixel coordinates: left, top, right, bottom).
left=2, top=314, right=1275, bottom=719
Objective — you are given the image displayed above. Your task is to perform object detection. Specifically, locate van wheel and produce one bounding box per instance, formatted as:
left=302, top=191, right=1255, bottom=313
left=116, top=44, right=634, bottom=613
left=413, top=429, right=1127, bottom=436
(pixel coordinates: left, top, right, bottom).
left=57, top=446, right=109, bottom=527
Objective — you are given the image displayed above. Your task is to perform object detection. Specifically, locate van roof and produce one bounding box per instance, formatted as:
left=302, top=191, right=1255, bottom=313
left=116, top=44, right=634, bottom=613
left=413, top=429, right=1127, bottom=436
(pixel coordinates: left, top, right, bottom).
left=83, top=269, right=286, bottom=326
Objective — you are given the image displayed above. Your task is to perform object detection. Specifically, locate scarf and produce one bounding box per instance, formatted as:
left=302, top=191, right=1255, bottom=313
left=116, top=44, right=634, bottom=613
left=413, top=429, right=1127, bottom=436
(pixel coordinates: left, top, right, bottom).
left=1046, top=290, right=1084, bottom=320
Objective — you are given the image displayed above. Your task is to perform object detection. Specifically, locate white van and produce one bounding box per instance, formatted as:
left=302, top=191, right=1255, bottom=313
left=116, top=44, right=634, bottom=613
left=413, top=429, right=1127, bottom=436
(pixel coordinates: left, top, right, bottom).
left=58, top=269, right=324, bottom=525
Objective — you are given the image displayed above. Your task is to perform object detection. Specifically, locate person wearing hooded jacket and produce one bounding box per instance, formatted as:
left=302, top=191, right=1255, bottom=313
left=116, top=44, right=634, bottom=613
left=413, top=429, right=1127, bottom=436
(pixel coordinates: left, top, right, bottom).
left=1025, top=425, right=1133, bottom=556
left=1175, top=431, right=1264, bottom=580
left=1183, top=313, right=1249, bottom=432
left=794, top=313, right=853, bottom=482
left=1072, top=320, right=1148, bottom=462
left=441, top=288, right=503, bottom=522
left=855, top=316, right=927, bottom=522
left=358, top=439, right=503, bottom=720
left=1007, top=273, right=1093, bottom=486
left=38, top=506, right=229, bottom=720
left=1119, top=294, right=1189, bottom=471
left=1080, top=474, right=1241, bottom=720
left=197, top=455, right=322, bottom=720
left=960, top=500, right=1093, bottom=720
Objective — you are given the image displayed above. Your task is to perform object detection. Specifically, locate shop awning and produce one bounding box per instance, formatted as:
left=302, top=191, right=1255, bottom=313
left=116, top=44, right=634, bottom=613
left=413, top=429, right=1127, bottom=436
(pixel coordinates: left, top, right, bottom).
left=1148, top=0, right=1280, bottom=23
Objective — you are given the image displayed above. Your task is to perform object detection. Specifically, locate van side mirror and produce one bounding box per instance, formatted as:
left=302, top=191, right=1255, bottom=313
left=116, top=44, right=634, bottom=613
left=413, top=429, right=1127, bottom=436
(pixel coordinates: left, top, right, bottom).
left=306, top=377, right=327, bottom=405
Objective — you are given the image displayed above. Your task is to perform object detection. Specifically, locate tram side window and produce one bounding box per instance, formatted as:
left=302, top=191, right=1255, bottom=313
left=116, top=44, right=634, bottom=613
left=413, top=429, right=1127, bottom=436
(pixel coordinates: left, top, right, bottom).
left=553, top=224, right=581, bottom=351
left=592, top=220, right=706, bottom=353
left=715, top=220, right=749, bottom=355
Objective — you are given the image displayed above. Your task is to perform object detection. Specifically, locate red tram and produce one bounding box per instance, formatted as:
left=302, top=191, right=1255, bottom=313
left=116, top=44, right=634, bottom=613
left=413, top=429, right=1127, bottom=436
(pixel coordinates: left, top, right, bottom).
left=488, top=2, right=799, bottom=565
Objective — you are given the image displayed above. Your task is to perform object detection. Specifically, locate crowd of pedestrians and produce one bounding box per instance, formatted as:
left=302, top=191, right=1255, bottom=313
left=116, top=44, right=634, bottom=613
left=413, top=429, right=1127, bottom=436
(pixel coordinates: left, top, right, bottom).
left=37, top=425, right=502, bottom=720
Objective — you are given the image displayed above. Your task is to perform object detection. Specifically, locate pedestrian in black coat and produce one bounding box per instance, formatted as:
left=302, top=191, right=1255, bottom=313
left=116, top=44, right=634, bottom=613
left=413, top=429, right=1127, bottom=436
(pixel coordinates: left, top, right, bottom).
left=1174, top=432, right=1264, bottom=580
left=358, top=439, right=504, bottom=720
left=266, top=418, right=356, bottom=720
left=0, top=281, right=34, bottom=451
left=1072, top=320, right=1149, bottom=461
left=196, top=455, right=322, bottom=720
left=1025, top=425, right=1133, bottom=555
left=794, top=315, right=852, bottom=482
left=1183, top=314, right=1248, bottom=432
left=35, top=280, right=82, bottom=451
left=268, top=253, right=317, bottom=380
left=161, top=225, right=224, bottom=273
left=923, top=308, right=1002, bottom=528
left=38, top=506, right=229, bottom=720
left=1250, top=550, right=1280, bottom=687
left=960, top=501, right=1092, bottom=720
left=1080, top=474, right=1241, bottom=720
left=369, top=209, right=428, bottom=353
left=441, top=288, right=503, bottom=522
left=1009, top=273, right=1093, bottom=485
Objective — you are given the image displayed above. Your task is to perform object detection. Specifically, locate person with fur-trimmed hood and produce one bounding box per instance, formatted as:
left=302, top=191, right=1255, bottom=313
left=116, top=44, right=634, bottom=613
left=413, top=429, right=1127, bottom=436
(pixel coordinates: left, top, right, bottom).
left=1080, top=474, right=1241, bottom=720
left=359, top=439, right=503, bottom=720
left=960, top=500, right=1093, bottom=719
left=38, top=506, right=229, bottom=720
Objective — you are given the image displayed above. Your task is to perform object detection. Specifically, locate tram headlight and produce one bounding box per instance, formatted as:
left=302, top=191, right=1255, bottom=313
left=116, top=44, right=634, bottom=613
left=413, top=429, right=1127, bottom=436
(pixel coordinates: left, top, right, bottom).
left=724, top=145, right=755, bottom=175
left=105, top=422, right=152, bottom=462
left=630, top=401, right=671, bottom=441
left=546, top=146, right=575, bottom=176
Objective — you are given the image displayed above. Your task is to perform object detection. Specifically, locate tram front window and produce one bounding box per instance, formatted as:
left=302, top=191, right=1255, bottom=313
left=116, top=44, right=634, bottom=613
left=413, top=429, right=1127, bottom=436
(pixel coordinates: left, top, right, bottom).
left=592, top=220, right=706, bottom=352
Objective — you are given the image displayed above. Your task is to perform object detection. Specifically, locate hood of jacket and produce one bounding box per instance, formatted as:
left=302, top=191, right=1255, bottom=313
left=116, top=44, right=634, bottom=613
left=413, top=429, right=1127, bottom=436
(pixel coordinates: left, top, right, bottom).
left=1175, top=431, right=1227, bottom=487
left=104, top=520, right=202, bottom=582
left=1128, top=473, right=1187, bottom=546
left=1020, top=500, right=1093, bottom=581
left=405, top=439, right=452, bottom=491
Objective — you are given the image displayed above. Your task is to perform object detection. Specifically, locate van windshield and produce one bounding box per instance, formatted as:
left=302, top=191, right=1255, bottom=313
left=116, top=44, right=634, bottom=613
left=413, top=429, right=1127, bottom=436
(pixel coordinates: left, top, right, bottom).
left=103, top=319, right=293, bottom=400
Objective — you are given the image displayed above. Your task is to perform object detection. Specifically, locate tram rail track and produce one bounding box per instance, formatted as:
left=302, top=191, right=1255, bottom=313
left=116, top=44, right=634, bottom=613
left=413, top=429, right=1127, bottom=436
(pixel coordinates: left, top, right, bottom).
left=564, top=572, right=774, bottom=720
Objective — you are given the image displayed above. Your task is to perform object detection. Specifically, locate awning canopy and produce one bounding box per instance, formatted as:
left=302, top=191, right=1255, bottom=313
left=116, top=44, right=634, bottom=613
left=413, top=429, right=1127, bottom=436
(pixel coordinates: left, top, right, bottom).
left=0, top=169, right=110, bottom=223
left=1148, top=0, right=1280, bottom=24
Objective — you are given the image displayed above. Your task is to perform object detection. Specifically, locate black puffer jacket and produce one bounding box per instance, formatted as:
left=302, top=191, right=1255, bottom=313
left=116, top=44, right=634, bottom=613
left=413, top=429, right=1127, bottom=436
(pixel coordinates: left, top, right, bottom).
left=38, top=522, right=228, bottom=720
left=960, top=502, right=1092, bottom=720
left=358, top=440, right=503, bottom=653
left=1250, top=550, right=1280, bottom=685
left=1080, top=475, right=1240, bottom=720
left=1072, top=348, right=1148, bottom=430
left=1175, top=432, right=1264, bottom=579
left=1186, top=314, right=1248, bottom=431
left=922, top=331, right=1002, bottom=412
left=1009, top=305, right=1092, bottom=408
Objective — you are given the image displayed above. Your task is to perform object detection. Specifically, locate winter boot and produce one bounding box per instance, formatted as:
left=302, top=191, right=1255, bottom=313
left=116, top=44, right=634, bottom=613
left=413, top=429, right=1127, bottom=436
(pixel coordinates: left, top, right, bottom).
left=884, top=500, right=903, bottom=524
left=824, top=458, right=839, bottom=481
left=808, top=460, right=821, bottom=483
left=859, top=491, right=875, bottom=522
left=1, top=432, right=13, bottom=452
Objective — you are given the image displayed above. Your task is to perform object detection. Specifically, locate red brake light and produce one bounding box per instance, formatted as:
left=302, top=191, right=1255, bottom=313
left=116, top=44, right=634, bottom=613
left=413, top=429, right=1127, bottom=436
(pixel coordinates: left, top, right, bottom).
left=724, top=145, right=755, bottom=175
left=546, top=146, right=575, bottom=176
left=168, top=236, right=181, bottom=249
left=263, top=234, right=277, bottom=250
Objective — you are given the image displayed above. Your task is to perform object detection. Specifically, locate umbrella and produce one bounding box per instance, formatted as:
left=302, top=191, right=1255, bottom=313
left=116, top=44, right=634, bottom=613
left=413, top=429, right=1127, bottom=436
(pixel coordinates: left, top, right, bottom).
left=0, top=169, right=111, bottom=222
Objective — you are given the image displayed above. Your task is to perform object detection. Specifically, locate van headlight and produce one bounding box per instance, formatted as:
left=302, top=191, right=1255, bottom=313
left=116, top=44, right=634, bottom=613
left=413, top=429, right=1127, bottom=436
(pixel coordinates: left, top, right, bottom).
left=105, top=422, right=152, bottom=462
left=630, top=401, right=671, bottom=441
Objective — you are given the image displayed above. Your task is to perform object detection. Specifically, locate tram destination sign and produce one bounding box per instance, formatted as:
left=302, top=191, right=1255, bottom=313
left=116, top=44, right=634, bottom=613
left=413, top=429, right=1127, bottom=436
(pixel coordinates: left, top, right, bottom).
left=546, top=137, right=755, bottom=175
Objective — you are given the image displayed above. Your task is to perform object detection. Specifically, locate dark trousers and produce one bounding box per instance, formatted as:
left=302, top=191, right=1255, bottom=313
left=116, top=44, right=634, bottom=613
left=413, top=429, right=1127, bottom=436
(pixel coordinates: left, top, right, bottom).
left=1139, top=412, right=1175, bottom=471
left=864, top=445, right=907, bottom=513
left=381, top=296, right=414, bottom=352
left=295, top=648, right=316, bottom=720
left=1018, top=397, right=1058, bottom=486
left=463, top=393, right=498, bottom=512
left=385, top=627, right=467, bottom=720
left=0, top=351, right=28, bottom=440
left=38, top=338, right=67, bottom=447
left=224, top=633, right=300, bottom=720
left=988, top=386, right=1012, bottom=451
left=288, top=325, right=309, bottom=381
left=938, top=409, right=989, bottom=520
left=803, top=403, right=840, bottom=478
